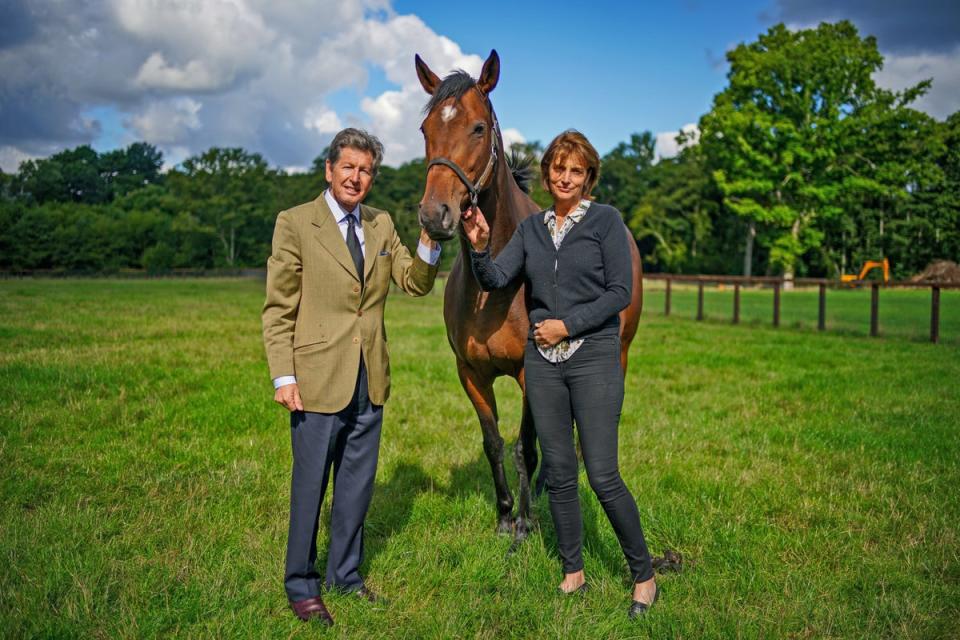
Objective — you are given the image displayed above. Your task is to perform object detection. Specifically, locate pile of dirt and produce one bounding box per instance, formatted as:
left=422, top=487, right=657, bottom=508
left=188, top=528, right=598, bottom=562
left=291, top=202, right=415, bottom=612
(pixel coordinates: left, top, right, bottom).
left=911, top=260, right=960, bottom=284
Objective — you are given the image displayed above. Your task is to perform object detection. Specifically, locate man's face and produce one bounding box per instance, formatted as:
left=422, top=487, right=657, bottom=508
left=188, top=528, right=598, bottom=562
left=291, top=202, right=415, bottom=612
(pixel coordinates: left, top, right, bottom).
left=325, top=147, right=375, bottom=211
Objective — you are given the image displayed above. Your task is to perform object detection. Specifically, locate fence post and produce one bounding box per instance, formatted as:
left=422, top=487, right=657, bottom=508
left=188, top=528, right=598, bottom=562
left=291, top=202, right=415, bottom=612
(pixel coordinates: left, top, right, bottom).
left=773, top=281, right=781, bottom=328
left=931, top=286, right=940, bottom=344
left=665, top=278, right=672, bottom=316
left=818, top=283, right=826, bottom=331
left=697, top=281, right=704, bottom=321
left=733, top=283, right=741, bottom=324
left=870, top=283, right=880, bottom=337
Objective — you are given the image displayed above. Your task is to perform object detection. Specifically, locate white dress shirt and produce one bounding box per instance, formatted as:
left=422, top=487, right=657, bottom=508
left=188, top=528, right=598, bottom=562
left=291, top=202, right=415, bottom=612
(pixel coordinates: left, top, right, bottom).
left=273, top=190, right=441, bottom=390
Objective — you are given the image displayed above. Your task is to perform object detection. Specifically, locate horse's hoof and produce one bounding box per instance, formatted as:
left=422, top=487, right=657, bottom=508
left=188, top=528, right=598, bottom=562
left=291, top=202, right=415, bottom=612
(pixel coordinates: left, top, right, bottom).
left=513, top=517, right=532, bottom=539
left=496, top=518, right=513, bottom=536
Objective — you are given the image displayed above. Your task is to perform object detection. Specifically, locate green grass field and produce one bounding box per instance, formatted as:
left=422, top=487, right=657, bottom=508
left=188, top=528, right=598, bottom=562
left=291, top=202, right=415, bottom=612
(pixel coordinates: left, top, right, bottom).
left=2, top=278, right=959, bottom=638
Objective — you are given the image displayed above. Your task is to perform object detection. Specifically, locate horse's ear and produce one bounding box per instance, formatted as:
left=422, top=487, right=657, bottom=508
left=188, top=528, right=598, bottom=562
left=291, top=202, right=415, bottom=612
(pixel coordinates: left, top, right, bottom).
left=477, top=50, right=500, bottom=95
left=415, top=54, right=441, bottom=95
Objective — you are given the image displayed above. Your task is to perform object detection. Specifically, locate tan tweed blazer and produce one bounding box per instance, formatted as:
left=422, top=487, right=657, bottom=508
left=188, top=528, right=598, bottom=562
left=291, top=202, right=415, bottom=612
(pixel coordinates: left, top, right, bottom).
left=262, top=195, right=438, bottom=412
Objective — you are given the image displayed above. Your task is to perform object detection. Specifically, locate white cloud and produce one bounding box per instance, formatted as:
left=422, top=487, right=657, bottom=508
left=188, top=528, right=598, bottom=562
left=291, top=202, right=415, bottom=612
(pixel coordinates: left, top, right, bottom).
left=501, top=128, right=526, bottom=150
left=874, top=46, right=960, bottom=120
left=360, top=89, right=425, bottom=164
left=127, top=98, right=202, bottom=144
left=111, top=0, right=276, bottom=90
left=655, top=124, right=699, bottom=160
left=112, top=0, right=268, bottom=42
left=303, top=107, right=343, bottom=135
left=0, top=146, right=39, bottom=173
left=355, top=14, right=485, bottom=165
left=777, top=16, right=959, bottom=123
left=161, top=145, right=193, bottom=171
left=0, top=1, right=524, bottom=170
left=134, top=53, right=225, bottom=91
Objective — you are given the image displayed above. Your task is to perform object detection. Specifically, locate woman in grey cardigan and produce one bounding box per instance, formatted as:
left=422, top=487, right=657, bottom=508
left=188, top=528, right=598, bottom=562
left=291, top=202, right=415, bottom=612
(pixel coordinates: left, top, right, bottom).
left=462, top=130, right=658, bottom=618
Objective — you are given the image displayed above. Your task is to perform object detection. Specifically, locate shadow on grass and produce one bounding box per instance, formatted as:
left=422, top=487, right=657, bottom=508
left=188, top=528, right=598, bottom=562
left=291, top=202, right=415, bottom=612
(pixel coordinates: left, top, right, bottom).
left=363, top=461, right=433, bottom=569
left=436, top=444, right=634, bottom=585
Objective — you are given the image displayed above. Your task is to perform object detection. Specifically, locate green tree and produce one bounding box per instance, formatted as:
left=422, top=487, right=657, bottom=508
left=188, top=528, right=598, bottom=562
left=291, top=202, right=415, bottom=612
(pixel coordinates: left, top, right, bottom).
left=13, top=146, right=108, bottom=205
left=365, top=159, right=427, bottom=251
left=822, top=94, right=943, bottom=277
left=99, top=142, right=164, bottom=199
left=894, top=111, right=960, bottom=273
left=594, top=132, right=656, bottom=220
left=0, top=168, right=11, bottom=200
left=699, top=21, right=932, bottom=278
left=169, top=148, right=278, bottom=267
left=629, top=145, right=728, bottom=273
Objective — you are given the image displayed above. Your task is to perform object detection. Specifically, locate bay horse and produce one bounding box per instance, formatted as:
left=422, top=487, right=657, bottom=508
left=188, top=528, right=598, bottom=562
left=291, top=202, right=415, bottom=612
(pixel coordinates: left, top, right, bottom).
left=415, top=50, right=643, bottom=543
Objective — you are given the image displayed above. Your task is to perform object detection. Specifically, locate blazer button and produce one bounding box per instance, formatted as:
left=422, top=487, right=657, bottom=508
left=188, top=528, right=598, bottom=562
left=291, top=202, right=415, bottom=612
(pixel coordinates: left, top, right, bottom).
left=357, top=310, right=363, bottom=317
left=353, top=337, right=360, bottom=344
left=353, top=285, right=361, bottom=293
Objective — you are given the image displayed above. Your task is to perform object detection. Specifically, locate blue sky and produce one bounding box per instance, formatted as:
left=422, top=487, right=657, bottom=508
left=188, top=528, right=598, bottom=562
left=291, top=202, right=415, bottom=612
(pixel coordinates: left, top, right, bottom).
left=1, top=0, right=957, bottom=172
left=392, top=0, right=771, bottom=153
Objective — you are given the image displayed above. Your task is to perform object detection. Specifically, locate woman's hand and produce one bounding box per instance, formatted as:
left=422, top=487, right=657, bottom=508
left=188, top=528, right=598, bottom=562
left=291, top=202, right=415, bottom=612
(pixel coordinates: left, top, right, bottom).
left=461, top=206, right=490, bottom=251
left=534, top=319, right=569, bottom=348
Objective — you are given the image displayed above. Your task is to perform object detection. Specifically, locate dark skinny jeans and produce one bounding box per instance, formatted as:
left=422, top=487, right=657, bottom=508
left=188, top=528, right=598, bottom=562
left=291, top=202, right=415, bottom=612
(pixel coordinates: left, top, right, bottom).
left=525, top=334, right=654, bottom=583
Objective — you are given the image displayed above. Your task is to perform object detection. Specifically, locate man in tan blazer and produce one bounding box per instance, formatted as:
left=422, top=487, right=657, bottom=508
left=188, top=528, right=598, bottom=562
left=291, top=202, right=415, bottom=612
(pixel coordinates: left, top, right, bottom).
left=262, top=128, right=440, bottom=625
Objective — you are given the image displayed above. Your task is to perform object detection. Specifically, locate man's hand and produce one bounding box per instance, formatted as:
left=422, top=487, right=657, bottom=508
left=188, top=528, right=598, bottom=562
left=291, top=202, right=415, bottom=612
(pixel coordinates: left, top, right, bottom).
left=418, top=228, right=438, bottom=250
left=534, top=319, right=569, bottom=348
left=275, top=383, right=304, bottom=412
left=461, top=206, right=490, bottom=251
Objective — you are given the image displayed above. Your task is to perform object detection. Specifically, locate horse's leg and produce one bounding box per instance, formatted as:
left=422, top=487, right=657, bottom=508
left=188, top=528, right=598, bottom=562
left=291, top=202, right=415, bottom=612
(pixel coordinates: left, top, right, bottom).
left=512, top=368, right=538, bottom=540
left=457, top=360, right=514, bottom=535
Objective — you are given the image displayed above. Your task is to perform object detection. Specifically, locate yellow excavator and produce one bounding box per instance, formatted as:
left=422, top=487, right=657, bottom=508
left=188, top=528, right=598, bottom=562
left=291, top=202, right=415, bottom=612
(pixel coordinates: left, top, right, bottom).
left=841, top=258, right=890, bottom=285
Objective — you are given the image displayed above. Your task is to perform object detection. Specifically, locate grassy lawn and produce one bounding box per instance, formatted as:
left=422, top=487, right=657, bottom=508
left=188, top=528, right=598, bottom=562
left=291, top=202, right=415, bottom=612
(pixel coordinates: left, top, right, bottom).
left=1, top=278, right=958, bottom=638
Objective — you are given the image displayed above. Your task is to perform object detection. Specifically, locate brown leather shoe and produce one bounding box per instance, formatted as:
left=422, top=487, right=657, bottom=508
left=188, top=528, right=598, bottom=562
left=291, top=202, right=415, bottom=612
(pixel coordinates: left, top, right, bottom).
left=290, top=595, right=334, bottom=625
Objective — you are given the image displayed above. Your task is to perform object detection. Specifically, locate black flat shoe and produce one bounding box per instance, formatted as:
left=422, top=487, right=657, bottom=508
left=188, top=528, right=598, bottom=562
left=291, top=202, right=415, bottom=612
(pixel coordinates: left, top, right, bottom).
left=557, top=582, right=589, bottom=595
left=628, top=583, right=659, bottom=619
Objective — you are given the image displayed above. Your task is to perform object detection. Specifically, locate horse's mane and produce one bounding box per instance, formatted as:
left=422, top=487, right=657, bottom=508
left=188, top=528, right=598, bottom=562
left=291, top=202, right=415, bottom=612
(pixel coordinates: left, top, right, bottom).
left=422, top=70, right=477, bottom=114
left=507, top=149, right=534, bottom=194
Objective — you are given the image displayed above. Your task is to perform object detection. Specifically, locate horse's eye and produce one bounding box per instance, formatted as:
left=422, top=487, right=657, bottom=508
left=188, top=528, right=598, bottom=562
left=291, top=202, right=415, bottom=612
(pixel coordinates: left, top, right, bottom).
left=472, top=123, right=485, bottom=136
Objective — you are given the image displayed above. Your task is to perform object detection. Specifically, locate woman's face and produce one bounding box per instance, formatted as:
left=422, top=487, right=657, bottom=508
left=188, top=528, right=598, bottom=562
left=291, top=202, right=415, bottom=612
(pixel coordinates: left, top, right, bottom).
left=548, top=153, right=588, bottom=205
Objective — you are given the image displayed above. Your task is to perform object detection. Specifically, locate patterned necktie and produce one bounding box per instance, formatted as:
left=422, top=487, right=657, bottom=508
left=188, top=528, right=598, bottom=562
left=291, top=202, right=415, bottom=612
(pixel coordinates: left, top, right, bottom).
left=346, top=214, right=364, bottom=288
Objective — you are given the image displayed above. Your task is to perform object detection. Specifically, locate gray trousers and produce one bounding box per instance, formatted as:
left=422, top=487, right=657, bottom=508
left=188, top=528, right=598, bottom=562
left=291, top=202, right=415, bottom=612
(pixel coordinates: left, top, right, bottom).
left=284, top=359, right=383, bottom=602
left=524, top=334, right=654, bottom=583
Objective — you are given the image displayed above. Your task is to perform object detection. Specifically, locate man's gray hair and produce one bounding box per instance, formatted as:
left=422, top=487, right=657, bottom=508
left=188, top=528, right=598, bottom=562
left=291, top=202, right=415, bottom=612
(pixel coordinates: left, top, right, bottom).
left=327, top=128, right=385, bottom=177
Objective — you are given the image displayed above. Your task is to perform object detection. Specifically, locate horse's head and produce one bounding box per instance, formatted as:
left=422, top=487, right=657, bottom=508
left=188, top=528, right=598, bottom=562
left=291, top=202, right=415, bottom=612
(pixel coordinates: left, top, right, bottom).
left=415, top=50, right=501, bottom=242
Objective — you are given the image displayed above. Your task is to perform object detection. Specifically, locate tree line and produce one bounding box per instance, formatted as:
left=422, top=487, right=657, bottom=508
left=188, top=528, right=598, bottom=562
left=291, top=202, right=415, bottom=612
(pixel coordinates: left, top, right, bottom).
left=1, top=21, right=957, bottom=278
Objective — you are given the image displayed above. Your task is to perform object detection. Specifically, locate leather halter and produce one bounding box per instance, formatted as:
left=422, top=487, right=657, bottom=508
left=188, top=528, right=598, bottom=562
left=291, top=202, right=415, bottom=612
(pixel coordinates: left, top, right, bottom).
left=426, top=89, right=500, bottom=208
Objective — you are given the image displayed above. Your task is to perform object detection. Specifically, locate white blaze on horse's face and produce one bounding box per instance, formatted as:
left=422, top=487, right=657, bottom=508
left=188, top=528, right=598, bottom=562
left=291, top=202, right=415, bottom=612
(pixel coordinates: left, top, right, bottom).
left=441, top=105, right=457, bottom=123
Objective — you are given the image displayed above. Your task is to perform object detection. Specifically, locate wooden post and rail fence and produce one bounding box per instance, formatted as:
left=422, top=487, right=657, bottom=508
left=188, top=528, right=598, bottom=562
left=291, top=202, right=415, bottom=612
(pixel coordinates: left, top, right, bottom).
left=1, top=269, right=955, bottom=343
left=645, top=274, right=957, bottom=344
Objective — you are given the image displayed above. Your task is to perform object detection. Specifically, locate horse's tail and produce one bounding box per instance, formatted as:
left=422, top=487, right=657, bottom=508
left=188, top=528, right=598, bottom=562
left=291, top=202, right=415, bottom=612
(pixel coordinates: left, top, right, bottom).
left=507, top=148, right=535, bottom=194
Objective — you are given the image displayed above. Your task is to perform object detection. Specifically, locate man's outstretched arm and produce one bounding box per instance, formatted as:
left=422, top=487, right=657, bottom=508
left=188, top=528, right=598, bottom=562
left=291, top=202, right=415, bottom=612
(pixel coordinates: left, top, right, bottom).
left=391, top=227, right=441, bottom=296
